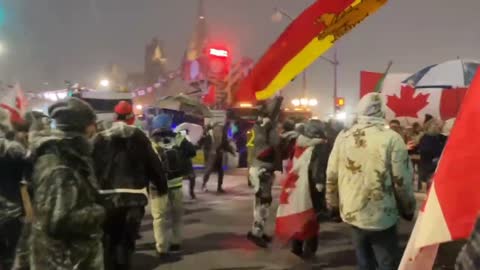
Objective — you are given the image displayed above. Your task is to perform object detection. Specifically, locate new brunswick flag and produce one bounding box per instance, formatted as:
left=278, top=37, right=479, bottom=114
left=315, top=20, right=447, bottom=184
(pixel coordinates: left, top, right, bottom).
left=235, top=0, right=388, bottom=102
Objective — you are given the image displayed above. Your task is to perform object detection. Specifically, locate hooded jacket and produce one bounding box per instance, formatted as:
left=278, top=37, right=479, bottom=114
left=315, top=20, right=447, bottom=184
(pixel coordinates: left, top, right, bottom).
left=92, top=121, right=168, bottom=202
left=28, top=129, right=105, bottom=269
left=151, top=129, right=197, bottom=189
left=326, top=93, right=416, bottom=230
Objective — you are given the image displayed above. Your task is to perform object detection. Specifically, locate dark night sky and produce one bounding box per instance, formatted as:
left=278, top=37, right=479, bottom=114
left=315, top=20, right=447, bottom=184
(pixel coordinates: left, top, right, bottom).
left=3, top=0, right=480, bottom=115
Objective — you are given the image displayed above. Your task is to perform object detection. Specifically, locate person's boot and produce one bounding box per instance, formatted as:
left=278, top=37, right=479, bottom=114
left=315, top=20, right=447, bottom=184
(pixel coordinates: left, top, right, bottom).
left=291, top=239, right=304, bottom=258
left=247, top=231, right=268, bottom=248
left=169, top=244, right=183, bottom=253
left=262, top=234, right=273, bottom=243
left=303, top=236, right=318, bottom=260
left=157, top=252, right=181, bottom=263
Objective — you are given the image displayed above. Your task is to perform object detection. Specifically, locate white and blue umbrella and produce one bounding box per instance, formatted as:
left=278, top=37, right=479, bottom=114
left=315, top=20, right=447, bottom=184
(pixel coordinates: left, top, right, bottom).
left=403, top=59, right=479, bottom=89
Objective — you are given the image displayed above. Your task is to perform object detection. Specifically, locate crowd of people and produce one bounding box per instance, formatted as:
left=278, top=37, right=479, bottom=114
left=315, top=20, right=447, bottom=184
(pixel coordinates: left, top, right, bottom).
left=0, top=97, right=232, bottom=270
left=388, top=114, right=450, bottom=191
left=0, top=94, right=478, bottom=270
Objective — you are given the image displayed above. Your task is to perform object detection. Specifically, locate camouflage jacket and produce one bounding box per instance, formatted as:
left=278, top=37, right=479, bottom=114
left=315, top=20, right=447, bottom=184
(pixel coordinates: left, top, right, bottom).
left=326, top=119, right=416, bottom=230
left=0, top=136, right=28, bottom=225
left=251, top=118, right=281, bottom=171
left=456, top=216, right=480, bottom=270
left=28, top=130, right=105, bottom=270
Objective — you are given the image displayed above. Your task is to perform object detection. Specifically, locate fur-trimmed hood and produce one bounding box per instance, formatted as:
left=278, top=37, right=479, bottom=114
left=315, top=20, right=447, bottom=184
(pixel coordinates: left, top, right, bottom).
left=101, top=121, right=137, bottom=139
left=296, top=134, right=326, bottom=148
left=29, top=129, right=92, bottom=158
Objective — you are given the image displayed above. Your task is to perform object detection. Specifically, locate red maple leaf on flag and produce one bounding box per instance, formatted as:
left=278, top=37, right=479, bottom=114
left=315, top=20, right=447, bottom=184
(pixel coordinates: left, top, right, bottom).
left=387, top=85, right=430, bottom=117
left=279, top=172, right=298, bottom=204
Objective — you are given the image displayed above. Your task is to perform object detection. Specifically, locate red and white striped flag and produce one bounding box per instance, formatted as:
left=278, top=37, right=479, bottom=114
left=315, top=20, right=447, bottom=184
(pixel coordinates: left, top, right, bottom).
left=399, top=68, right=480, bottom=269
left=275, top=144, right=318, bottom=242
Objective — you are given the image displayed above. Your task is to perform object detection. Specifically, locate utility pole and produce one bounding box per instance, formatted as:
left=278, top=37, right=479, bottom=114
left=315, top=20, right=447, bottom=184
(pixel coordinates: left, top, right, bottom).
left=302, top=71, right=307, bottom=97
left=332, top=48, right=338, bottom=115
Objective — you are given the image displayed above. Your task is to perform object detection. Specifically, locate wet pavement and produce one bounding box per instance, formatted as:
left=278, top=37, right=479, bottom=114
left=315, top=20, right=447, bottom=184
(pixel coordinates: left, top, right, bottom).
left=132, top=169, right=461, bottom=270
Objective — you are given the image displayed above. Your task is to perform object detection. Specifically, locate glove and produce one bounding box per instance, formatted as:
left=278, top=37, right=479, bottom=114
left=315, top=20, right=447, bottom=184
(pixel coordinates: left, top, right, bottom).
left=315, top=184, right=324, bottom=192
left=401, top=212, right=415, bottom=222
left=261, top=117, right=271, bottom=127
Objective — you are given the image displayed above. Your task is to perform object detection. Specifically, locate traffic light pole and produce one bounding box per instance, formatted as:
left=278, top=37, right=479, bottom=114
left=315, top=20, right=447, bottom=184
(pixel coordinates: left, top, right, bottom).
left=333, top=48, right=338, bottom=115
left=319, top=48, right=339, bottom=114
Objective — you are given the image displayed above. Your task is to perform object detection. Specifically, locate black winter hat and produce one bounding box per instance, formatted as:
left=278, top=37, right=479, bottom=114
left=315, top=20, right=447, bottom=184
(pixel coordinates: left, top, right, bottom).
left=48, top=97, right=96, bottom=132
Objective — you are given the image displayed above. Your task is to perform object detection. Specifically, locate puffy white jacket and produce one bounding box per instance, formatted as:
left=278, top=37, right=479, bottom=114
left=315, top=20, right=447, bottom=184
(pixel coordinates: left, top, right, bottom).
left=326, top=118, right=416, bottom=230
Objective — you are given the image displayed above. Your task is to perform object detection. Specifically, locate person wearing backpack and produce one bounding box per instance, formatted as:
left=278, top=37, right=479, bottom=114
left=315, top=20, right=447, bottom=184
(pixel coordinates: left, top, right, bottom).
left=92, top=101, right=168, bottom=269
left=150, top=113, right=196, bottom=258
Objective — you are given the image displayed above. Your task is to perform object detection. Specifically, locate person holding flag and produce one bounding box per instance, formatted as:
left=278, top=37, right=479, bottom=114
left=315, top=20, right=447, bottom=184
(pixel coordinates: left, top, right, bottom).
left=275, top=119, right=330, bottom=258
left=326, top=93, right=416, bottom=270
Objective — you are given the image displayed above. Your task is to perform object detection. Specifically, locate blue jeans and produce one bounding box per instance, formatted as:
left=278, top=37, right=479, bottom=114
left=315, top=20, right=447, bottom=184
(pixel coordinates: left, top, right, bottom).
left=351, top=225, right=400, bottom=270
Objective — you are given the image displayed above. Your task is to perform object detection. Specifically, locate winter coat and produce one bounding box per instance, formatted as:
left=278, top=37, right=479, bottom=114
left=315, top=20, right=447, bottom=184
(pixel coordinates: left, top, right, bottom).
left=326, top=119, right=416, bottom=230
left=307, top=138, right=331, bottom=214
left=151, top=130, right=197, bottom=189
left=290, top=135, right=330, bottom=214
left=251, top=118, right=281, bottom=171
left=0, top=136, right=29, bottom=224
left=92, top=121, right=168, bottom=207
left=199, top=125, right=234, bottom=166
left=418, top=133, right=447, bottom=181
left=28, top=129, right=105, bottom=270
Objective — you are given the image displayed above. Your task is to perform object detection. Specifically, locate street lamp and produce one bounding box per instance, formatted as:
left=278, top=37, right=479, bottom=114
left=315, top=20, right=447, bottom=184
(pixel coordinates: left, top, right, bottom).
left=291, top=98, right=317, bottom=108
left=291, top=99, right=300, bottom=107
left=99, top=78, right=110, bottom=88
left=271, top=7, right=339, bottom=114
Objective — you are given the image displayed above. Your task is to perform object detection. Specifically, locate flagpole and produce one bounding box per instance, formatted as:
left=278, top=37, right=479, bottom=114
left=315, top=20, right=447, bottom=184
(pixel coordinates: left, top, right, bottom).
left=373, top=60, right=393, bottom=93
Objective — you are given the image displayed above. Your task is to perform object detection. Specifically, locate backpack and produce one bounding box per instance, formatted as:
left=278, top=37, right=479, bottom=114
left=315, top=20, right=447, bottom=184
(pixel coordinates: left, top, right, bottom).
left=155, top=138, right=183, bottom=180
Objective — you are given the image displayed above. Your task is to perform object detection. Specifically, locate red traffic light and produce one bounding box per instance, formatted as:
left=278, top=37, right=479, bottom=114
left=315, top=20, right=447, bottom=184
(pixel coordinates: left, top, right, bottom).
left=336, top=97, right=345, bottom=107
left=209, top=48, right=229, bottom=58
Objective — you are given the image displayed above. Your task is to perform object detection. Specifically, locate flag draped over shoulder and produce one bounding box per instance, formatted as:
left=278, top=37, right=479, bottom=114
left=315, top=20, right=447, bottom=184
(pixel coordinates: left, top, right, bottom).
left=235, top=0, right=388, bottom=102
left=275, top=145, right=317, bottom=242
left=399, top=68, right=480, bottom=269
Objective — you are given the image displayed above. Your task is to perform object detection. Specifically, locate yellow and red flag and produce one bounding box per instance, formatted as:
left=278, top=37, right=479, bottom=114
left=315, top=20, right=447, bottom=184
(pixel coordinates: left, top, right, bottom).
left=235, top=0, right=388, bottom=102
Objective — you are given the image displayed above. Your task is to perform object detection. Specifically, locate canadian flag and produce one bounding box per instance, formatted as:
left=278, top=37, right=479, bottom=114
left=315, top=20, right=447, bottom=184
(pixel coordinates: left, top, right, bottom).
left=360, top=71, right=467, bottom=123
left=0, top=83, right=27, bottom=124
left=399, top=68, right=480, bottom=269
left=275, top=144, right=318, bottom=242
